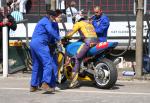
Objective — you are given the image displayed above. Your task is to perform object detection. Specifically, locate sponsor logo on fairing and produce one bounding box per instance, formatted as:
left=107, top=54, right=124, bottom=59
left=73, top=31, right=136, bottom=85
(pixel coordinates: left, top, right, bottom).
left=96, top=42, right=108, bottom=49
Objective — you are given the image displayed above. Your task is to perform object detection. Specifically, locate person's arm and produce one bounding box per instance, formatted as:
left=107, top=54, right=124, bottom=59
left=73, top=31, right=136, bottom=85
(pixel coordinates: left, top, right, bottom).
left=7, top=15, right=17, bottom=31
left=66, top=22, right=80, bottom=38
left=0, top=17, right=16, bottom=29
left=45, top=20, right=60, bottom=41
left=52, top=22, right=59, bottom=34
left=93, top=18, right=109, bottom=34
left=0, top=22, right=5, bottom=27
left=15, top=0, right=21, bottom=5
left=10, top=0, right=20, bottom=9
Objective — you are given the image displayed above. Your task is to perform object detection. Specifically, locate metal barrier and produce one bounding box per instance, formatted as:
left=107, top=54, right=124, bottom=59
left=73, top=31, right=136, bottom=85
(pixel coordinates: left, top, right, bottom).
left=2, top=19, right=28, bottom=77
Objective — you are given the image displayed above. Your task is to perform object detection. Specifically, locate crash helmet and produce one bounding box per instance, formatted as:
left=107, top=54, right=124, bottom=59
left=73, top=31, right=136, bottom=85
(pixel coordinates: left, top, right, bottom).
left=75, top=10, right=85, bottom=22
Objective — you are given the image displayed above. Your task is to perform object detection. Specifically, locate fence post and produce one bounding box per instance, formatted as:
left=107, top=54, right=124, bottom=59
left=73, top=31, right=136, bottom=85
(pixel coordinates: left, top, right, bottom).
left=3, top=27, right=8, bottom=77
left=135, top=0, right=144, bottom=78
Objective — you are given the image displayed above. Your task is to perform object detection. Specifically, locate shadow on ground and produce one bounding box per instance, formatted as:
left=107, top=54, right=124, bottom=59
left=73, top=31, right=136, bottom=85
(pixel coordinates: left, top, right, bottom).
left=56, top=80, right=123, bottom=90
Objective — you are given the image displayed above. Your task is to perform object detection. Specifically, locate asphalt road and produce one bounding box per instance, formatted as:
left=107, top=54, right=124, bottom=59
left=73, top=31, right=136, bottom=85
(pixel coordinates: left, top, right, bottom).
left=0, top=76, right=150, bottom=103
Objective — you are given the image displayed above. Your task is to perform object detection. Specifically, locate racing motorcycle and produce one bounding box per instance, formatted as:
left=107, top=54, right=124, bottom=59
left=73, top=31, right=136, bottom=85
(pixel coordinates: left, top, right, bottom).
left=57, top=37, right=118, bottom=89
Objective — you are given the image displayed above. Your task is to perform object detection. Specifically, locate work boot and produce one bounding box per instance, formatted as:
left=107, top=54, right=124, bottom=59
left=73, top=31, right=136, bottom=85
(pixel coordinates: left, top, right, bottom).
left=69, top=72, right=80, bottom=89
left=30, top=86, right=38, bottom=92
left=41, top=82, right=55, bottom=93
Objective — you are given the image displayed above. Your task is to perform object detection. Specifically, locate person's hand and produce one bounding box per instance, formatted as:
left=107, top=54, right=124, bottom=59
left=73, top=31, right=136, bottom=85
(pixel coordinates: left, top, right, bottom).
left=10, top=3, right=15, bottom=9
left=3, top=18, right=9, bottom=25
left=88, top=15, right=94, bottom=23
left=61, top=36, right=69, bottom=45
left=88, top=18, right=92, bottom=24
left=57, top=40, right=62, bottom=46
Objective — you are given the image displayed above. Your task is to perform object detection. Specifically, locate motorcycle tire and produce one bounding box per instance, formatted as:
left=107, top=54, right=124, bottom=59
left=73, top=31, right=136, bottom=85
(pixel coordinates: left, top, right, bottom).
left=94, top=58, right=118, bottom=89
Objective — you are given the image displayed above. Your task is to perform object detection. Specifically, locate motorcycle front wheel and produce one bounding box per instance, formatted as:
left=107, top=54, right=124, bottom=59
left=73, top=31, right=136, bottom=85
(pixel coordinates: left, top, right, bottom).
left=94, top=58, right=118, bottom=89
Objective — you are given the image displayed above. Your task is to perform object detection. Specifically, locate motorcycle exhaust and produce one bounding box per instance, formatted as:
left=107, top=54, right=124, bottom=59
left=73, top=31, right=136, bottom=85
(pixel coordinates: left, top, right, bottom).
left=113, top=57, right=122, bottom=65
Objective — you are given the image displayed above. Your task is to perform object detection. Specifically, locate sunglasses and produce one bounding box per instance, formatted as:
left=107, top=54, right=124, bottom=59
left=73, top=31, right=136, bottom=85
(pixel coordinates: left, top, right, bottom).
left=95, top=12, right=99, bottom=14
left=94, top=9, right=102, bottom=14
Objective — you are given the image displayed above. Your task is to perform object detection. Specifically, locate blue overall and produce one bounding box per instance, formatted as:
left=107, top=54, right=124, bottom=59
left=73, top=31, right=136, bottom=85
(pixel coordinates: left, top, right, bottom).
left=92, top=14, right=110, bottom=42
left=30, top=16, right=60, bottom=88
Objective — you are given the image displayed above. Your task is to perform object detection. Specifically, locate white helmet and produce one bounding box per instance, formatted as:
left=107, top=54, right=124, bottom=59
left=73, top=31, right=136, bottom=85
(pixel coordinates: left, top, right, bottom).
left=75, top=9, right=85, bottom=22
left=75, top=14, right=82, bottom=22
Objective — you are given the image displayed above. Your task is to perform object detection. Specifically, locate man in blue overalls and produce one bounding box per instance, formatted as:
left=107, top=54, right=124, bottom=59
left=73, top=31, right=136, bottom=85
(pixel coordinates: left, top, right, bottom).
left=30, top=10, right=61, bottom=93
left=92, top=6, right=110, bottom=42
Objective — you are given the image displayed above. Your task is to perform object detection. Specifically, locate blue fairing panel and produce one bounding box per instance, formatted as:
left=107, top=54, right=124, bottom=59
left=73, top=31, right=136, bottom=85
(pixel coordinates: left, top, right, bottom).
left=87, top=42, right=118, bottom=56
left=66, top=42, right=83, bottom=57
left=66, top=41, right=118, bottom=57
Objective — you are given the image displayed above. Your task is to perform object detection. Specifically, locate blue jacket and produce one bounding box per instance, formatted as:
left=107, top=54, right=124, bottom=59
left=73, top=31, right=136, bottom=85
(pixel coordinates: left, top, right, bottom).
left=92, top=14, right=110, bottom=42
left=32, top=16, right=60, bottom=44
left=50, top=22, right=60, bottom=44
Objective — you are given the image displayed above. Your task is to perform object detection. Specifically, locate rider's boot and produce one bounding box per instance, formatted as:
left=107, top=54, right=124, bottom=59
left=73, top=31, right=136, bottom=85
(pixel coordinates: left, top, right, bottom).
left=41, top=82, right=55, bottom=93
left=30, top=86, right=38, bottom=92
left=69, top=72, right=80, bottom=88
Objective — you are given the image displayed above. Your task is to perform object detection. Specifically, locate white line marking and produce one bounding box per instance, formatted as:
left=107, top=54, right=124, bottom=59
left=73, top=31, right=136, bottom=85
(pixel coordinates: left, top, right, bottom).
left=0, top=87, right=150, bottom=95
left=61, top=90, right=150, bottom=95
left=0, top=88, right=28, bottom=90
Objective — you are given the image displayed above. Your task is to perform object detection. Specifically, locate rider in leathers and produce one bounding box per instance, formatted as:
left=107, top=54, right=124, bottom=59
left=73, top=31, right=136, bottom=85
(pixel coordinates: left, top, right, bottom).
left=65, top=13, right=98, bottom=88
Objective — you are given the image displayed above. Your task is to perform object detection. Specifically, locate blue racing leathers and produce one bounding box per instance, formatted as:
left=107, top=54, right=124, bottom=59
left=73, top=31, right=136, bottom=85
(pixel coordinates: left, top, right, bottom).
left=92, top=14, right=110, bottom=42
left=30, top=16, right=60, bottom=88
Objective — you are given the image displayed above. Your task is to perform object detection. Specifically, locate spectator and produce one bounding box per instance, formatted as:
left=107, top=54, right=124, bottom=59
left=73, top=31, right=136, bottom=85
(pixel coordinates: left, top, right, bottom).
left=6, top=0, right=23, bottom=22
left=10, top=0, right=28, bottom=14
left=10, top=9, right=23, bottom=22
left=91, top=6, right=110, bottom=42
left=0, top=6, right=17, bottom=61
left=30, top=10, right=61, bottom=93
left=10, top=4, right=23, bottom=22
left=66, top=1, right=78, bottom=23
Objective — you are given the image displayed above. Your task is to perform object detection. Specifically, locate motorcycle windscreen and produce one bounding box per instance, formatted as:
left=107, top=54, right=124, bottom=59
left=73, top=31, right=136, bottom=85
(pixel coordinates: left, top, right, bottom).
left=66, top=42, right=83, bottom=57
left=87, top=42, right=118, bottom=56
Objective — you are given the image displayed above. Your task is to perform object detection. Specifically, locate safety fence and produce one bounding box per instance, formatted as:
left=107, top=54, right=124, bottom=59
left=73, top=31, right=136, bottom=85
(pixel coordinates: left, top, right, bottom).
left=27, top=0, right=150, bottom=15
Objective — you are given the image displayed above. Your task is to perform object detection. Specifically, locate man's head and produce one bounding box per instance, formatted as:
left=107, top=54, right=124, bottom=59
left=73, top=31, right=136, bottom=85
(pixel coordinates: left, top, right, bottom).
left=46, top=9, right=63, bottom=22
left=75, top=10, right=86, bottom=22
left=0, top=6, right=9, bottom=16
left=55, top=9, right=63, bottom=22
left=70, top=1, right=76, bottom=7
left=46, top=10, right=57, bottom=21
left=93, top=6, right=102, bottom=18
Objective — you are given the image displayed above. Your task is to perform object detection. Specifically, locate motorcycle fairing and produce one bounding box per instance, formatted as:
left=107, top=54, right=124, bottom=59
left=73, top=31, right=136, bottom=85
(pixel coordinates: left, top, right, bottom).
left=87, top=42, right=118, bottom=56
left=66, top=42, right=83, bottom=57
left=66, top=41, right=118, bottom=57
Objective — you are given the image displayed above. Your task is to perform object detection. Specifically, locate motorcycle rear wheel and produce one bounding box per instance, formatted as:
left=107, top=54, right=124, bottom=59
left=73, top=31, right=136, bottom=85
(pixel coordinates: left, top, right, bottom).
left=94, top=58, right=118, bottom=89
